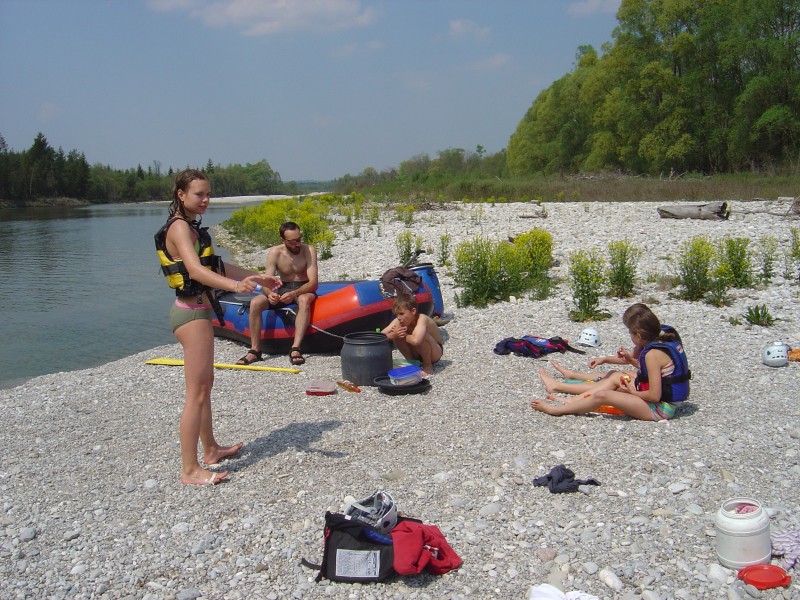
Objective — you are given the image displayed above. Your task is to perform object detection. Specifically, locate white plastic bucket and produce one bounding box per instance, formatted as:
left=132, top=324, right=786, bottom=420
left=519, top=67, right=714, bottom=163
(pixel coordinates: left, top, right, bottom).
left=714, top=497, right=771, bottom=569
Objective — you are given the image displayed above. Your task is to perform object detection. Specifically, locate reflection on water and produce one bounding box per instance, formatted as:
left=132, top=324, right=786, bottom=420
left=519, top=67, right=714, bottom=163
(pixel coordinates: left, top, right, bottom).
left=0, top=202, right=254, bottom=388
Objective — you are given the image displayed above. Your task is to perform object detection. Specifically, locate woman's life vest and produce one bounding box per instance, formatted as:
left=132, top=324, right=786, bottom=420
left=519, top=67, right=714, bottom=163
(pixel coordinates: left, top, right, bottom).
left=634, top=325, right=691, bottom=403
left=154, top=217, right=226, bottom=325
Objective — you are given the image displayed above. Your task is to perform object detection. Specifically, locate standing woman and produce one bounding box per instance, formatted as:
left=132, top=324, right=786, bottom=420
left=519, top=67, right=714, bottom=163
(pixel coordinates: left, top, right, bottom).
left=155, top=169, right=278, bottom=485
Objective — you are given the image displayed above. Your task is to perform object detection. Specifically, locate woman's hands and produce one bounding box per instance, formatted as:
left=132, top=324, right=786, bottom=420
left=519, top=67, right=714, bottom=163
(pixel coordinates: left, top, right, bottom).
left=236, top=274, right=281, bottom=294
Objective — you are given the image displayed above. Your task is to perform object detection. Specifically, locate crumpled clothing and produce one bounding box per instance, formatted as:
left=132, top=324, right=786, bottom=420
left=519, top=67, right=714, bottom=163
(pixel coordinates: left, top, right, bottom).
left=532, top=464, right=600, bottom=493
left=379, top=267, right=422, bottom=296
left=390, top=520, right=462, bottom=575
left=493, top=335, right=583, bottom=359
left=771, top=529, right=800, bottom=570
left=527, top=583, right=599, bottom=600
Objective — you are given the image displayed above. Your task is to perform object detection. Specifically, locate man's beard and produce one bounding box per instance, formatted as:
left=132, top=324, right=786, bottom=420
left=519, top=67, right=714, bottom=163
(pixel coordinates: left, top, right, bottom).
left=287, top=245, right=302, bottom=255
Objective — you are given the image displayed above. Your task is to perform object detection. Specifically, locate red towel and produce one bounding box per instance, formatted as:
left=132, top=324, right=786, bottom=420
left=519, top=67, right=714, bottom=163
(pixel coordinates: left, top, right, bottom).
left=390, top=521, right=462, bottom=575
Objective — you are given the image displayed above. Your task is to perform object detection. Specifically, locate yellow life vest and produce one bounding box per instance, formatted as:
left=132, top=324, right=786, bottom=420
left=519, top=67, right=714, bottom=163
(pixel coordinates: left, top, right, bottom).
left=154, top=217, right=226, bottom=324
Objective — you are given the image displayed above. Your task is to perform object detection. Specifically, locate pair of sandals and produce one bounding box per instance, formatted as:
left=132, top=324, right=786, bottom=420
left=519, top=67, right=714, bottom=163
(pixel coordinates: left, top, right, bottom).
left=236, top=347, right=305, bottom=366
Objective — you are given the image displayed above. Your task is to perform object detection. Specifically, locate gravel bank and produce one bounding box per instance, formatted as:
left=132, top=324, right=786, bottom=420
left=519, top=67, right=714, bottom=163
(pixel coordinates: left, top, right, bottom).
left=2, top=200, right=799, bottom=599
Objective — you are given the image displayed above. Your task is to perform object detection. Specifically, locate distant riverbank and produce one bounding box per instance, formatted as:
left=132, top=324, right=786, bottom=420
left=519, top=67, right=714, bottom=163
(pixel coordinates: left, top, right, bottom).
left=0, top=197, right=90, bottom=209
left=0, top=194, right=302, bottom=210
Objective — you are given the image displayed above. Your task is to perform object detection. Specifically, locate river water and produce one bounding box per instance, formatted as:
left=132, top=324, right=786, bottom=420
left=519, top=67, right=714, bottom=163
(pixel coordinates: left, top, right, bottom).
left=0, top=201, right=258, bottom=388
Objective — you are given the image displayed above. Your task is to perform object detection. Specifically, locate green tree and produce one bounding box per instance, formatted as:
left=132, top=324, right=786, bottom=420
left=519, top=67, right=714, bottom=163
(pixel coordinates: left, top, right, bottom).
left=508, top=0, right=800, bottom=176
left=22, top=133, right=55, bottom=199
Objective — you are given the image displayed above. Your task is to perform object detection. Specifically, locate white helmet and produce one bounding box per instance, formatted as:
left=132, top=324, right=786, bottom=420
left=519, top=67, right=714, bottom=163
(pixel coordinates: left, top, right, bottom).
left=762, top=341, right=789, bottom=367
left=345, top=491, right=398, bottom=534
left=577, top=327, right=601, bottom=348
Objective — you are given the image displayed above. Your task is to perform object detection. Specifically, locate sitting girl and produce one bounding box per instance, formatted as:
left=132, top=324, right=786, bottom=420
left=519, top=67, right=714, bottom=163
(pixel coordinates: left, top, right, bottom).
left=531, top=303, right=690, bottom=421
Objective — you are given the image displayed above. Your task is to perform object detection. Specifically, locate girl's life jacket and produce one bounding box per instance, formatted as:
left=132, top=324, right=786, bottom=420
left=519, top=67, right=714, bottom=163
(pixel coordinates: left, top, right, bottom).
left=634, top=325, right=691, bottom=403
left=154, top=216, right=226, bottom=325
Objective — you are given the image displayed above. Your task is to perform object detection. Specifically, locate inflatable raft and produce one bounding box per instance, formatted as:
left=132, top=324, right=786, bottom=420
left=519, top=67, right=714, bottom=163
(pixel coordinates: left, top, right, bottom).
left=213, top=263, right=445, bottom=354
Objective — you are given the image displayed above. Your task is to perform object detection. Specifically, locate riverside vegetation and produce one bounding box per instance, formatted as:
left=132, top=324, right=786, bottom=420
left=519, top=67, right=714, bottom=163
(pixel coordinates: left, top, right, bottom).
left=222, top=193, right=800, bottom=331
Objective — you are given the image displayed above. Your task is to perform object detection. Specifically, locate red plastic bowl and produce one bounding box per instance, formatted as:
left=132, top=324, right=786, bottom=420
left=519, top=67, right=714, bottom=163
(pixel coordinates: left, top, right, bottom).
left=737, top=564, right=792, bottom=590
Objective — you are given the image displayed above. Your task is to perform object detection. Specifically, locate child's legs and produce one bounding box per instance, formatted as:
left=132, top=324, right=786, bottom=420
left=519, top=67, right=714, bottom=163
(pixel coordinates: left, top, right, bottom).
left=539, top=370, right=611, bottom=395
left=419, top=333, right=442, bottom=363
left=392, top=337, right=417, bottom=361
left=395, top=334, right=441, bottom=373
left=550, top=360, right=597, bottom=381
left=532, top=389, right=653, bottom=421
left=593, top=389, right=655, bottom=420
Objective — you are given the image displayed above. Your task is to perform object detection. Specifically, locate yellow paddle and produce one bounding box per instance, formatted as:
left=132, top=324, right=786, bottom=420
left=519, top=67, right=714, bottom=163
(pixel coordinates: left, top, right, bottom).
left=146, top=357, right=301, bottom=374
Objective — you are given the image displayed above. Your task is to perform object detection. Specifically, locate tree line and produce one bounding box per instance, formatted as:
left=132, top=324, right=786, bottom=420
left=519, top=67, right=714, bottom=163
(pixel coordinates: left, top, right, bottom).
left=507, top=0, right=800, bottom=176
left=0, top=132, right=314, bottom=206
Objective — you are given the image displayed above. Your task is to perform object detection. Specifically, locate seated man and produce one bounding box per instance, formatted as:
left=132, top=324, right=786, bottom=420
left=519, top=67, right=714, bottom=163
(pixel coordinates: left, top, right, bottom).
left=382, top=294, right=443, bottom=376
left=237, top=221, right=318, bottom=366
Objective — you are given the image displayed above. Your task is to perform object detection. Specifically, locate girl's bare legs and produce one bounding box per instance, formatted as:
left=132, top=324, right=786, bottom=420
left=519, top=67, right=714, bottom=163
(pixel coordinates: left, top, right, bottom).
left=539, top=372, right=629, bottom=403
left=549, top=360, right=597, bottom=381
left=175, top=318, right=241, bottom=484
left=539, top=367, right=598, bottom=394
left=532, top=388, right=654, bottom=421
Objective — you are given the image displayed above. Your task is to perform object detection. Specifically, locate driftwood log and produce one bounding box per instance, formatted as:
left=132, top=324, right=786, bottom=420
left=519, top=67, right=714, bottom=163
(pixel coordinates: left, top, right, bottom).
left=657, top=201, right=730, bottom=220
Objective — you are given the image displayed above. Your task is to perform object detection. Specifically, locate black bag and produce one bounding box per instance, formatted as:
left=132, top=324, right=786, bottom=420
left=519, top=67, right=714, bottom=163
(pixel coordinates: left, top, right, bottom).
left=301, top=512, right=395, bottom=583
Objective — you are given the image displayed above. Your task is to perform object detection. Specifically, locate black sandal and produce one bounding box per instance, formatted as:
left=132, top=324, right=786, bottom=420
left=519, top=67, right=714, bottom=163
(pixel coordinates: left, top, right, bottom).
left=236, top=349, right=263, bottom=365
left=289, top=347, right=305, bottom=366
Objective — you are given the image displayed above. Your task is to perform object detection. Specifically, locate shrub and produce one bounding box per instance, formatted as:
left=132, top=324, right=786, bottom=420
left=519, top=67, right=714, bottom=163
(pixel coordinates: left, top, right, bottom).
left=395, top=231, right=415, bottom=265
left=758, top=236, right=778, bottom=284
left=513, top=228, right=554, bottom=300
left=786, top=227, right=800, bottom=279
left=395, top=231, right=424, bottom=265
left=791, top=227, right=800, bottom=260
left=512, top=228, right=554, bottom=282
left=396, top=204, right=415, bottom=226
left=453, top=238, right=527, bottom=308
left=438, top=232, right=452, bottom=267
left=745, top=304, right=775, bottom=326
left=315, top=229, right=335, bottom=260
left=453, top=237, right=496, bottom=308
left=368, top=206, right=380, bottom=225
left=718, top=237, right=753, bottom=288
left=223, top=196, right=335, bottom=249
left=606, top=240, right=642, bottom=297
left=707, top=262, right=733, bottom=307
left=568, top=248, right=606, bottom=321
left=676, top=236, right=715, bottom=300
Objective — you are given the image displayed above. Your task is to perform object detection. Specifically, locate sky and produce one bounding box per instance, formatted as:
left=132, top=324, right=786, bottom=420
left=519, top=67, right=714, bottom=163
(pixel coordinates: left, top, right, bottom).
left=0, top=0, right=622, bottom=182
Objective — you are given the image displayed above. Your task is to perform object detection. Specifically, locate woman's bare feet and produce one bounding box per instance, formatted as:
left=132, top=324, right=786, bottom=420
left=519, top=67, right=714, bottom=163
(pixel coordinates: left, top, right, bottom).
left=181, top=469, right=229, bottom=485
left=538, top=367, right=560, bottom=394
left=203, top=442, right=243, bottom=466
